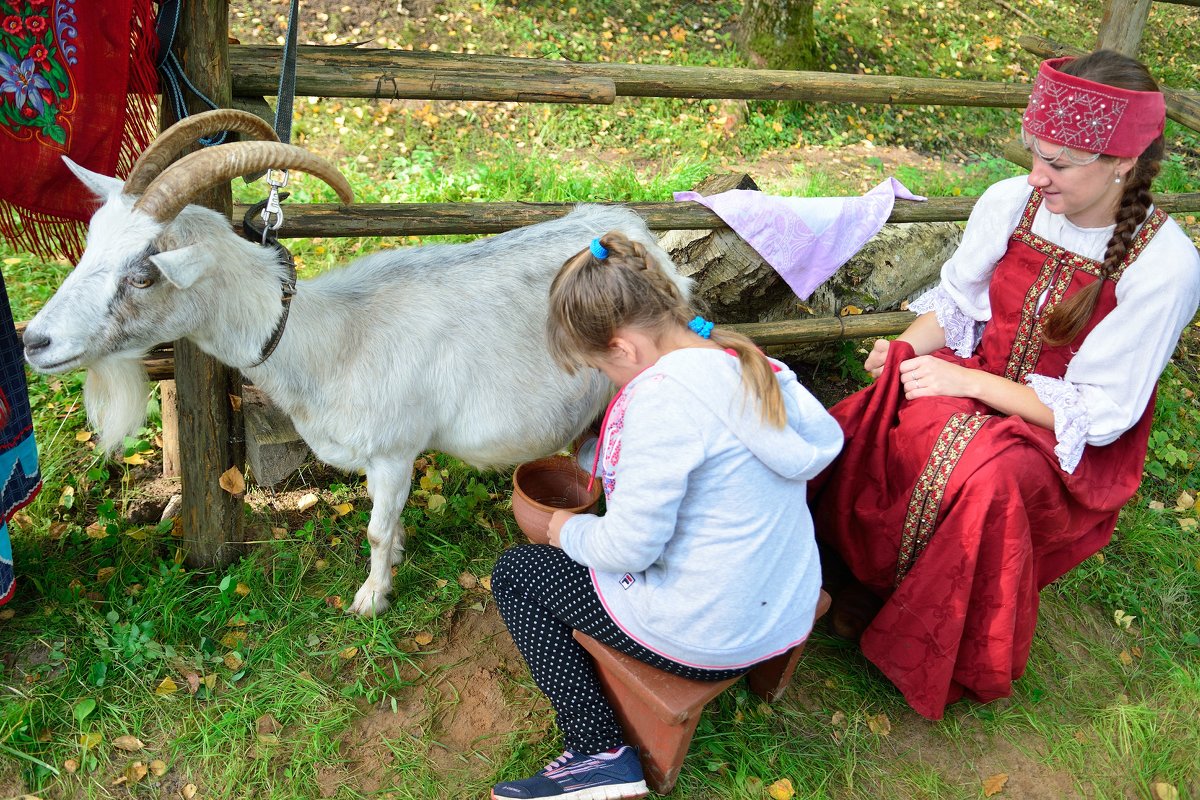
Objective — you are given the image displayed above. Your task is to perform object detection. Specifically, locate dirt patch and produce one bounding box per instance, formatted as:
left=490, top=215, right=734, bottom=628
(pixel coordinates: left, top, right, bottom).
left=328, top=604, right=548, bottom=794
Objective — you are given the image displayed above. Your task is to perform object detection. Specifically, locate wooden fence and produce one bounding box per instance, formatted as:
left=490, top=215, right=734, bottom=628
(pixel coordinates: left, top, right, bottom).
left=168, top=0, right=1199, bottom=564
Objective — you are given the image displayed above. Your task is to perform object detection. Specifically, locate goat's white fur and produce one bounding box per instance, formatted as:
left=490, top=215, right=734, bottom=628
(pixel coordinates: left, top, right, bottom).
left=25, top=158, right=690, bottom=616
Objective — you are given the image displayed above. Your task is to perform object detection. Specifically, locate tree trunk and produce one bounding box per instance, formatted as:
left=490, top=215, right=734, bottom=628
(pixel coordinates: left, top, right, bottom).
left=738, top=0, right=817, bottom=71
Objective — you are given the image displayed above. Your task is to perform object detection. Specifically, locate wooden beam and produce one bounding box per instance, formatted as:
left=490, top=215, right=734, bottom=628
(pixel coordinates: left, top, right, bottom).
left=232, top=192, right=1200, bottom=239
left=229, top=45, right=1032, bottom=108
left=1096, top=0, right=1153, bottom=54
left=727, top=311, right=917, bottom=345
left=172, top=0, right=246, bottom=569
left=1019, top=35, right=1200, bottom=133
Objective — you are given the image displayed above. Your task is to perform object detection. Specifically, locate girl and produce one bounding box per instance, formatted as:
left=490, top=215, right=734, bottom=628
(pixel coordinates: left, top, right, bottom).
left=490, top=232, right=843, bottom=800
left=810, top=50, right=1200, bottom=720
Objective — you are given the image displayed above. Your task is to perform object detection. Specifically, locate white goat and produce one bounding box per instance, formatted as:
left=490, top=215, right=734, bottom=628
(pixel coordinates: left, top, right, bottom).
left=24, top=109, right=689, bottom=616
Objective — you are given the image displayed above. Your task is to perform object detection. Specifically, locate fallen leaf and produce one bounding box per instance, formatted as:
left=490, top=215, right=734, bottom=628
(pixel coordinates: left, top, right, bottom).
left=480, top=575, right=492, bottom=591
left=314, top=559, right=328, bottom=571
left=296, top=493, right=319, bottom=512
left=458, top=572, right=478, bottom=590
left=218, top=466, right=244, bottom=495
left=150, top=759, right=168, bottom=776
left=1114, top=609, right=1136, bottom=630
left=0, top=609, right=13, bottom=621
left=79, top=732, right=102, bottom=749
left=435, top=579, right=449, bottom=589
left=767, top=778, right=795, bottom=799
left=59, top=486, right=75, bottom=507
left=1132, top=646, right=1143, bottom=658
left=186, top=673, right=200, bottom=694
left=426, top=493, right=447, bottom=513
left=272, top=527, right=288, bottom=539
left=63, top=758, right=79, bottom=773
left=982, top=773, right=1009, bottom=797
left=1180, top=519, right=1198, bottom=532
left=1149, top=500, right=1165, bottom=510
left=255, top=714, right=281, bottom=736
left=155, top=677, right=178, bottom=695
left=123, top=453, right=147, bottom=466
left=73, top=431, right=92, bottom=442
left=414, top=631, right=434, bottom=646
left=1176, top=491, right=1195, bottom=511
left=113, top=735, right=144, bottom=752
left=234, top=582, right=250, bottom=596
left=223, top=652, right=243, bottom=670
left=201, top=674, right=217, bottom=691
left=229, top=393, right=242, bottom=412
left=1118, top=650, right=1133, bottom=666
left=339, top=646, right=358, bottom=660
left=181, top=784, right=198, bottom=799
left=85, top=523, right=108, bottom=539
left=330, top=502, right=353, bottom=517
left=323, top=595, right=343, bottom=610
left=96, top=567, right=116, bottom=584
left=219, top=631, right=247, bottom=648
left=1151, top=783, right=1179, bottom=800
left=866, top=712, right=891, bottom=736
left=831, top=710, right=847, bottom=727
left=125, top=761, right=149, bottom=783
left=840, top=305, right=863, bottom=316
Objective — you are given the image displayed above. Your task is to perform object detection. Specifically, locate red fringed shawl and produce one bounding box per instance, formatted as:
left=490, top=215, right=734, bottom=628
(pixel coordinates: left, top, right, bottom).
left=0, top=0, right=158, bottom=261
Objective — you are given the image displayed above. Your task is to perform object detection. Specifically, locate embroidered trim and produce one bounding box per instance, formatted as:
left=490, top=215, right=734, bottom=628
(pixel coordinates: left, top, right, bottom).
left=895, top=412, right=989, bottom=586
left=1026, top=373, right=1089, bottom=473
left=910, top=285, right=979, bottom=358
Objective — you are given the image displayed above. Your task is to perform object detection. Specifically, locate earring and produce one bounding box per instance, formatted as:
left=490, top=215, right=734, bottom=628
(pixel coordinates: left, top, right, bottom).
left=1114, top=173, right=1123, bottom=185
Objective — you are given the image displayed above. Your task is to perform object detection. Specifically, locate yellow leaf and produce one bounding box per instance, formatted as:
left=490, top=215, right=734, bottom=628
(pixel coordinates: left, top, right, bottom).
left=339, top=646, right=358, bottom=660
left=982, top=773, right=1009, bottom=797
left=414, top=631, right=434, bottom=646
left=79, top=732, right=102, bottom=749
left=426, top=493, right=447, bottom=514
left=480, top=575, right=492, bottom=591
left=223, top=652, right=243, bottom=670
left=1152, top=782, right=1179, bottom=800
left=435, top=579, right=449, bottom=589
left=234, top=582, right=250, bottom=596
left=767, top=778, right=795, bottom=800
left=75, top=430, right=93, bottom=442
left=1118, top=650, right=1133, bottom=666
left=96, top=567, right=116, bottom=584
left=220, top=631, right=247, bottom=648
left=0, top=609, right=13, bottom=621
left=182, top=784, right=198, bottom=799
left=1114, top=609, right=1135, bottom=630
left=123, top=453, right=147, bottom=466
left=56, top=485, right=73, bottom=507
left=218, top=466, right=244, bottom=495
left=1180, top=518, right=1198, bottom=532
left=63, top=758, right=79, bottom=773
left=2, top=257, right=20, bottom=265
left=85, top=523, right=107, bottom=539
left=154, top=677, right=178, bottom=696
left=840, top=305, right=863, bottom=316
left=330, top=502, right=353, bottom=517
left=113, top=735, right=144, bottom=752
left=296, top=493, right=319, bottom=512
left=330, top=536, right=342, bottom=546
left=867, top=712, right=891, bottom=736
left=150, top=759, right=168, bottom=777
left=1176, top=491, right=1195, bottom=511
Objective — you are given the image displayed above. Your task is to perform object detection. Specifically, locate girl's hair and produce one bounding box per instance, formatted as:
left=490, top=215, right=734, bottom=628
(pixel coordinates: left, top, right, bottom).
left=548, top=231, right=787, bottom=428
left=1041, top=50, right=1164, bottom=346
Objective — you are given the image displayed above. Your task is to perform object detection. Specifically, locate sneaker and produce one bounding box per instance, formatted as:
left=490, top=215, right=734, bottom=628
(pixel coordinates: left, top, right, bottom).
left=491, top=745, right=649, bottom=800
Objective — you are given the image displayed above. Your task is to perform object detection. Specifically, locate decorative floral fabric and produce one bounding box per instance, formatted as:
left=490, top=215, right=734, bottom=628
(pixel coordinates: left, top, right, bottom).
left=0, top=0, right=157, bottom=259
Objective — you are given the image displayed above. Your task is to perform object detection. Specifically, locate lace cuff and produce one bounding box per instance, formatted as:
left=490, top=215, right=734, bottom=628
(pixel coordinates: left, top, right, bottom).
left=909, top=286, right=980, bottom=358
left=1026, top=374, right=1089, bottom=474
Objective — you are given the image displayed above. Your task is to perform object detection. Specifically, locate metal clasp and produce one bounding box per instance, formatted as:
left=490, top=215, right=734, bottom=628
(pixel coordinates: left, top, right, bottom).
left=260, top=168, right=291, bottom=244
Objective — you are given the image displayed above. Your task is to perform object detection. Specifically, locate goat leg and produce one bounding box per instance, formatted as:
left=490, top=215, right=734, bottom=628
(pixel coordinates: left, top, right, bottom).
left=347, top=459, right=414, bottom=616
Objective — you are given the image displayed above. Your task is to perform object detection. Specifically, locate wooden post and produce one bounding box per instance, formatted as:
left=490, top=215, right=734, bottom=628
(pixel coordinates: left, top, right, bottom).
left=1096, top=0, right=1152, bottom=56
left=159, top=379, right=180, bottom=479
left=169, top=0, right=245, bottom=567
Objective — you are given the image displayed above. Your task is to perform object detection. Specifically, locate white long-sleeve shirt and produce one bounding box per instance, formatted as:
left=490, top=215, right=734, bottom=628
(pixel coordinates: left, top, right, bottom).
left=910, top=176, right=1200, bottom=472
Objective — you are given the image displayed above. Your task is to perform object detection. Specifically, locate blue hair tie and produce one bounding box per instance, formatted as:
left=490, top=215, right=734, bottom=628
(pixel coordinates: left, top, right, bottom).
left=589, top=238, right=609, bottom=260
left=688, top=316, right=714, bottom=339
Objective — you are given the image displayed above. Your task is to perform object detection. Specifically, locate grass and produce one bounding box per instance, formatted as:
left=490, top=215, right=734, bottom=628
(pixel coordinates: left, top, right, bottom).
left=3, top=0, right=1200, bottom=797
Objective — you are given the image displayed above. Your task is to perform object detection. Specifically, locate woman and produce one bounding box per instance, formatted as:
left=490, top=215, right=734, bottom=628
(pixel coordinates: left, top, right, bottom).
left=810, top=50, right=1200, bottom=720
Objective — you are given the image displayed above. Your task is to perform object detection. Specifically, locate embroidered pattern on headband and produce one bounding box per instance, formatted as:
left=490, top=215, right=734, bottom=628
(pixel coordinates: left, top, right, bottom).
left=1023, top=74, right=1128, bottom=154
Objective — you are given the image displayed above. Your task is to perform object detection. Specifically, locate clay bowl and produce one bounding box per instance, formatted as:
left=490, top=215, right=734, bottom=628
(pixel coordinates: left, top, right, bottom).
left=511, top=455, right=602, bottom=545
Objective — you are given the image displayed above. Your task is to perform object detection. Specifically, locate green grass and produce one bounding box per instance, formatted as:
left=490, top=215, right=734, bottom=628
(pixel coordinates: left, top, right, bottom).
left=3, top=0, right=1200, bottom=796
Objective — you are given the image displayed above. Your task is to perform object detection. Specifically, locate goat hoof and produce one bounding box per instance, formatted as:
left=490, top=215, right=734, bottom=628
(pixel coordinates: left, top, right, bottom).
left=347, top=584, right=391, bottom=617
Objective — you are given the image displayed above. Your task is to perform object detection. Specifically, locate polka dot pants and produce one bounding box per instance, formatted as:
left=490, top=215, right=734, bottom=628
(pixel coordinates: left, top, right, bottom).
left=491, top=544, right=744, bottom=755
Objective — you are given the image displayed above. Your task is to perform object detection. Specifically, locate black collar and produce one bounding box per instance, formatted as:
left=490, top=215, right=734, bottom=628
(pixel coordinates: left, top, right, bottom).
left=241, top=198, right=297, bottom=368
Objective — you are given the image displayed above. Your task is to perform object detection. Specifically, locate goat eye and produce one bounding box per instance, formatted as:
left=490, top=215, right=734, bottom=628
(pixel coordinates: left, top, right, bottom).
left=129, top=274, right=155, bottom=289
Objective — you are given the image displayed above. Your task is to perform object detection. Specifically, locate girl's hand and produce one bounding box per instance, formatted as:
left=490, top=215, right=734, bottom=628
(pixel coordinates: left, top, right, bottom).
left=547, top=510, right=576, bottom=548
left=864, top=339, right=891, bottom=378
left=898, top=355, right=977, bottom=400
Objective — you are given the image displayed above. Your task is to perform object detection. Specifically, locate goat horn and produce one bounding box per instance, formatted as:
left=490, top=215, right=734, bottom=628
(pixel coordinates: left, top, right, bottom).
left=124, top=109, right=280, bottom=196
left=133, top=141, right=354, bottom=223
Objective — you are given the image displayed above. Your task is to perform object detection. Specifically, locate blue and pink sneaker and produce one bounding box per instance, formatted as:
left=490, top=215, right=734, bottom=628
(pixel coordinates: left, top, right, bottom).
left=491, top=745, right=649, bottom=799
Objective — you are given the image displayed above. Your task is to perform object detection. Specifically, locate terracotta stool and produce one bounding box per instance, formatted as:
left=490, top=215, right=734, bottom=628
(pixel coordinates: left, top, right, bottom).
left=573, top=589, right=832, bottom=795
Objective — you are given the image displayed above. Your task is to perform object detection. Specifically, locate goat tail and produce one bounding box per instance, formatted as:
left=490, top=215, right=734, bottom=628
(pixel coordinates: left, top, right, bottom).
left=84, top=356, right=150, bottom=456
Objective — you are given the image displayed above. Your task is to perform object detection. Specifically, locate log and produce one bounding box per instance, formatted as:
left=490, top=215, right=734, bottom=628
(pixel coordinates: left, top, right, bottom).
left=231, top=192, right=1200, bottom=239
left=229, top=45, right=1032, bottom=108
left=171, top=0, right=246, bottom=569
left=242, top=385, right=310, bottom=487
left=1019, top=35, right=1200, bottom=133
left=726, top=311, right=917, bottom=345
left=1096, top=0, right=1153, bottom=56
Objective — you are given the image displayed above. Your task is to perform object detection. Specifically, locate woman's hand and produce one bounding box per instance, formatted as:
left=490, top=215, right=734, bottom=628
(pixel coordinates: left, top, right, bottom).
left=864, top=339, right=891, bottom=378
left=898, top=355, right=977, bottom=399
left=547, top=509, right=575, bottom=548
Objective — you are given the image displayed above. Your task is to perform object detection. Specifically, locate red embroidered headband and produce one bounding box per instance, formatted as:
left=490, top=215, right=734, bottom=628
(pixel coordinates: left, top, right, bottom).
left=1022, top=57, right=1165, bottom=158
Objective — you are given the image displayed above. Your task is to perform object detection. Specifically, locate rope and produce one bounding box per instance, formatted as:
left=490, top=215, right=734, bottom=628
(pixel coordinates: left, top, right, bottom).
left=155, top=0, right=227, bottom=145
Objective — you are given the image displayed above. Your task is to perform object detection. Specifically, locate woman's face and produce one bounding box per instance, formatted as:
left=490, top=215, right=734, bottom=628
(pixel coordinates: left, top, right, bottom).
left=1025, top=137, right=1135, bottom=228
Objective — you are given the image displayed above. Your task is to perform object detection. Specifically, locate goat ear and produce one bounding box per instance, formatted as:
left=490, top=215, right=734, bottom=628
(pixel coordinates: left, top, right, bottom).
left=149, top=246, right=206, bottom=289
left=61, top=156, right=124, bottom=200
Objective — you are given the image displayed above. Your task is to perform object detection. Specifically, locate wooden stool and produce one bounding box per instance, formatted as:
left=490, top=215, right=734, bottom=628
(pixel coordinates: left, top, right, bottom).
left=573, top=589, right=832, bottom=795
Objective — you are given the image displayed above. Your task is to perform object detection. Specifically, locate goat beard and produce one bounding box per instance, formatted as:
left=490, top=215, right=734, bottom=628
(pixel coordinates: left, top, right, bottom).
left=84, top=356, right=150, bottom=456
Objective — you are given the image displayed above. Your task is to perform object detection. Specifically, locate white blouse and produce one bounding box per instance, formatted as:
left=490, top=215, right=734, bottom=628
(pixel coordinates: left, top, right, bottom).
left=909, top=176, right=1200, bottom=473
